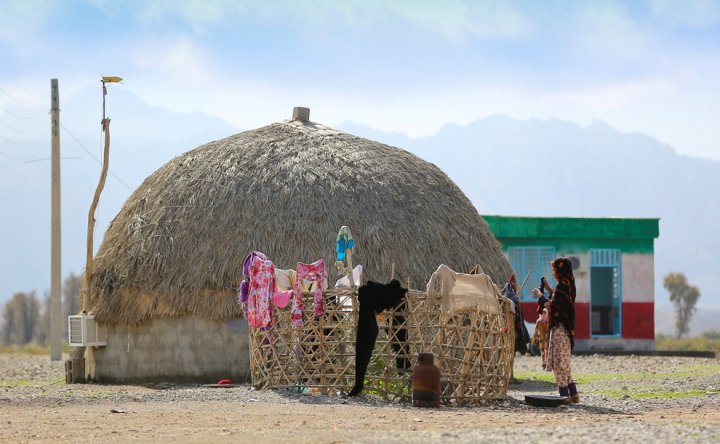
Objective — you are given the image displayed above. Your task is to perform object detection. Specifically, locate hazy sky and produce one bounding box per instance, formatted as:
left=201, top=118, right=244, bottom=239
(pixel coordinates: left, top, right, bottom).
left=1, top=0, right=720, bottom=160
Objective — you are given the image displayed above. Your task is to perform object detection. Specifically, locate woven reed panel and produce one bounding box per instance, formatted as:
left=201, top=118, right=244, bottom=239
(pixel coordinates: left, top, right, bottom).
left=249, top=288, right=514, bottom=404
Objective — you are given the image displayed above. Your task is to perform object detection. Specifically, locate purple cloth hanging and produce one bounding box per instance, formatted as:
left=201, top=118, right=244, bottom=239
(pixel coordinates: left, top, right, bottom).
left=237, top=251, right=269, bottom=316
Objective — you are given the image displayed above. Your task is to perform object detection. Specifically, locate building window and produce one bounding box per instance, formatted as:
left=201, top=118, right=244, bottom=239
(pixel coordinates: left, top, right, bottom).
left=507, top=246, right=556, bottom=300
left=590, top=249, right=622, bottom=337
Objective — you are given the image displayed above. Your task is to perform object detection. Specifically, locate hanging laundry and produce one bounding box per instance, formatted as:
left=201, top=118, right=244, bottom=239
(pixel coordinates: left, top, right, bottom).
left=335, top=260, right=346, bottom=275
left=334, top=264, right=364, bottom=288
left=348, top=279, right=408, bottom=397
left=468, top=264, right=485, bottom=275
left=272, top=290, right=293, bottom=309
left=274, top=268, right=296, bottom=291
left=336, top=226, right=354, bottom=261
left=247, top=255, right=277, bottom=329
left=426, top=264, right=501, bottom=315
left=291, top=260, right=327, bottom=327
left=237, top=251, right=269, bottom=317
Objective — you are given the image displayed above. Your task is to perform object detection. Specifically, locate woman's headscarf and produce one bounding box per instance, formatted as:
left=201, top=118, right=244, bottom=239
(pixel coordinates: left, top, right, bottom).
left=551, top=257, right=576, bottom=304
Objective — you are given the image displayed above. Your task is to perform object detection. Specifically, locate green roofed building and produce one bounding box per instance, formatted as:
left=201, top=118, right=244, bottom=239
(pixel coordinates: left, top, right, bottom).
left=483, top=215, right=660, bottom=352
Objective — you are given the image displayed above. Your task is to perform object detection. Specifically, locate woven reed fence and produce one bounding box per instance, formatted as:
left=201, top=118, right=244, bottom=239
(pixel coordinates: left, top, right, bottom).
left=249, top=287, right=515, bottom=404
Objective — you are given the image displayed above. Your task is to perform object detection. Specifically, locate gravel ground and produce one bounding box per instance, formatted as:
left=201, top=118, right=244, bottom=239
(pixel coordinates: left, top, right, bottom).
left=1, top=353, right=718, bottom=443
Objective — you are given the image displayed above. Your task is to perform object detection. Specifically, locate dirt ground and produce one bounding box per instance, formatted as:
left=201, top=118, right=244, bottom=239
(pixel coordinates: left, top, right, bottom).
left=2, top=354, right=719, bottom=443
left=4, top=399, right=719, bottom=443
left=4, top=399, right=720, bottom=443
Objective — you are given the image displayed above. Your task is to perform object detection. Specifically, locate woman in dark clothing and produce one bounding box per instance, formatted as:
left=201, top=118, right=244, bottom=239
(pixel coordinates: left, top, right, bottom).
left=544, top=257, right=579, bottom=403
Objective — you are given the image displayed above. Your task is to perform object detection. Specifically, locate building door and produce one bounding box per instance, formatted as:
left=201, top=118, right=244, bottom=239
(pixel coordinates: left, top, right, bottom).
left=589, top=249, right=622, bottom=337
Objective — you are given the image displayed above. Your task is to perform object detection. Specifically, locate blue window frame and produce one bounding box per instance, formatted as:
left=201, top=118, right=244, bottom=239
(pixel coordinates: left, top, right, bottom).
left=589, top=249, right=622, bottom=337
left=507, top=246, right=556, bottom=301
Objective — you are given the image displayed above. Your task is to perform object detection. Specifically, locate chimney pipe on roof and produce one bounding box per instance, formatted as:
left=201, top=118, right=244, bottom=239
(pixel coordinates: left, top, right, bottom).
left=292, top=107, right=310, bottom=122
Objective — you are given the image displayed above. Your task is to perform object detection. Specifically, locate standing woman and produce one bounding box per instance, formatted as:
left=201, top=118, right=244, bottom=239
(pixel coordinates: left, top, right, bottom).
left=544, top=257, right=579, bottom=403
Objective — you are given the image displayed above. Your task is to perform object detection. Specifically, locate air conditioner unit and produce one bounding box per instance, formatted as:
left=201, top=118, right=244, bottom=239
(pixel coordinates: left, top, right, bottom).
left=68, top=314, right=107, bottom=347
left=568, top=255, right=588, bottom=274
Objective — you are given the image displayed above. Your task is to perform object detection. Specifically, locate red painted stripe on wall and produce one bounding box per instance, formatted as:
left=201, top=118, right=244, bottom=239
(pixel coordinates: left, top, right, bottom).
left=519, top=302, right=538, bottom=323
left=575, top=302, right=590, bottom=339
left=521, top=301, right=654, bottom=339
left=622, top=302, right=655, bottom=339
left=519, top=301, right=591, bottom=339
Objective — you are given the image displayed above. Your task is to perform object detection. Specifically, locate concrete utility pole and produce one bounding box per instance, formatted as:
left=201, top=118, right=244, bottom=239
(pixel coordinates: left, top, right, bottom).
left=50, top=79, right=62, bottom=361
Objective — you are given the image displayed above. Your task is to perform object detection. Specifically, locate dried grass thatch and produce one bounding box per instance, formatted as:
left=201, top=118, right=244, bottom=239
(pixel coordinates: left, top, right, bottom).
left=87, top=117, right=512, bottom=325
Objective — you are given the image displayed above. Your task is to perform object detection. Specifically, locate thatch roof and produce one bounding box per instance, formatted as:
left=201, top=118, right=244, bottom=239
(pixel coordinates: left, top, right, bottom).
left=87, top=113, right=512, bottom=325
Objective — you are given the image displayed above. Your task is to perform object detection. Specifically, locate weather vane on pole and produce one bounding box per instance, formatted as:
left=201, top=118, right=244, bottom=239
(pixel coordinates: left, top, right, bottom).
left=101, top=76, right=122, bottom=131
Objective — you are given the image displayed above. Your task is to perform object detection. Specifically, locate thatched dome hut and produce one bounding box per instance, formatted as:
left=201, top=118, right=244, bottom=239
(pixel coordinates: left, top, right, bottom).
left=85, top=108, right=512, bottom=383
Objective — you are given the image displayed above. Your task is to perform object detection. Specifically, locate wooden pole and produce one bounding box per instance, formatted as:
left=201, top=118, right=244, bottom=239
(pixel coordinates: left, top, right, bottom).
left=83, top=117, right=111, bottom=310
left=347, top=246, right=359, bottom=326
left=346, top=248, right=354, bottom=288
left=50, top=79, right=62, bottom=361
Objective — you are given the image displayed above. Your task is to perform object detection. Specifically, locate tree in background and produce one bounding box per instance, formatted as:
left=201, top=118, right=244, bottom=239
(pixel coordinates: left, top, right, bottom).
left=34, top=291, right=50, bottom=345
left=0, top=272, right=83, bottom=346
left=1, top=291, right=41, bottom=345
left=663, top=272, right=701, bottom=339
left=62, top=273, right=82, bottom=338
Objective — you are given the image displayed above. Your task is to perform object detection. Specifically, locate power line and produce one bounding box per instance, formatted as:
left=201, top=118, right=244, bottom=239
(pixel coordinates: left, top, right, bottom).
left=60, top=123, right=133, bottom=191
left=0, top=133, right=31, bottom=144
left=0, top=150, right=26, bottom=161
left=24, top=156, right=81, bottom=163
left=0, top=86, right=43, bottom=104
left=0, top=118, right=45, bottom=133
left=0, top=106, right=48, bottom=119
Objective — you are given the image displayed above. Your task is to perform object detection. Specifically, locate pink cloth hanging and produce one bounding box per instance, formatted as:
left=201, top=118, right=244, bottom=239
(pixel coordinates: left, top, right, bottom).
left=291, top=260, right=327, bottom=327
left=247, top=255, right=276, bottom=329
left=272, top=290, right=293, bottom=309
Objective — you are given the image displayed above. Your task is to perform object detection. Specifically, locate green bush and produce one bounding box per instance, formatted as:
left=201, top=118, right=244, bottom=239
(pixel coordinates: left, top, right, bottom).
left=701, top=329, right=720, bottom=340
left=655, top=335, right=720, bottom=355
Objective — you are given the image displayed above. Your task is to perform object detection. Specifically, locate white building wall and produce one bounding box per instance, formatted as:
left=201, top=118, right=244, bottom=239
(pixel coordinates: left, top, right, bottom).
left=621, top=254, right=655, bottom=303
left=574, top=338, right=654, bottom=352
left=89, top=315, right=250, bottom=383
left=555, top=252, right=654, bottom=304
